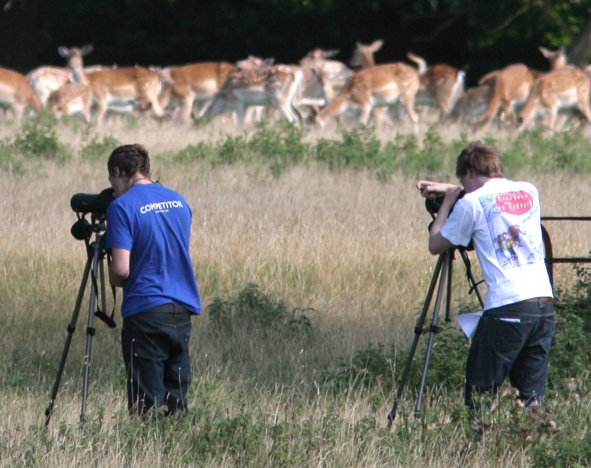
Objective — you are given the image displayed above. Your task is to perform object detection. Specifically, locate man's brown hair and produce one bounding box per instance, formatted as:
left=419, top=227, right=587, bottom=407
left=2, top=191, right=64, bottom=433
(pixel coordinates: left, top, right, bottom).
left=107, top=144, right=151, bottom=178
left=456, top=141, right=504, bottom=178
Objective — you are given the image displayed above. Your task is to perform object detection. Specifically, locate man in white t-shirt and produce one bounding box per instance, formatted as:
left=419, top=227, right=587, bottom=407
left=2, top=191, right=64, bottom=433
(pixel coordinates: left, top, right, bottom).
left=417, top=141, right=555, bottom=410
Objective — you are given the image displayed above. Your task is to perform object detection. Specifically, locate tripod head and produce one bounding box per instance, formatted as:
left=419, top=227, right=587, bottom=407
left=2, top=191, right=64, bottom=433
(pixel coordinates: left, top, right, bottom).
left=70, top=213, right=107, bottom=242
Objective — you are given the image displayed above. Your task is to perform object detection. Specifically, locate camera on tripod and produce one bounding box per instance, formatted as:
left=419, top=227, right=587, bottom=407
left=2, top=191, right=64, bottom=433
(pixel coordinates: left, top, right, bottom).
left=69, top=188, right=114, bottom=241
left=45, top=187, right=117, bottom=427
left=424, top=190, right=465, bottom=217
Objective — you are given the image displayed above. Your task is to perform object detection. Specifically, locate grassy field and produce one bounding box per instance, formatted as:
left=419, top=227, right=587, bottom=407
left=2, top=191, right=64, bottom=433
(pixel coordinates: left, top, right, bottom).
left=1, top=115, right=591, bottom=466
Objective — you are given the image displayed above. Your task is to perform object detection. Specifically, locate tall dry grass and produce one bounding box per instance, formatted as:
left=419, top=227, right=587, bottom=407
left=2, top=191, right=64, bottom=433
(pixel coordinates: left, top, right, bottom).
left=1, top=119, right=590, bottom=466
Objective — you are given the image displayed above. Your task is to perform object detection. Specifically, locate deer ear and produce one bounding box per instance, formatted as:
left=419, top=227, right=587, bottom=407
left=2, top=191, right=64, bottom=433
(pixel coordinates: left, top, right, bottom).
left=371, top=39, right=384, bottom=52
left=58, top=46, right=69, bottom=58
left=81, top=44, right=94, bottom=56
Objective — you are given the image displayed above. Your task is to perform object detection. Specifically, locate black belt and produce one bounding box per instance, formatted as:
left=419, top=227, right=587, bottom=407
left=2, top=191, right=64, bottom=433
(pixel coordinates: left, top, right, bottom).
left=516, top=297, right=553, bottom=305
left=147, top=302, right=189, bottom=313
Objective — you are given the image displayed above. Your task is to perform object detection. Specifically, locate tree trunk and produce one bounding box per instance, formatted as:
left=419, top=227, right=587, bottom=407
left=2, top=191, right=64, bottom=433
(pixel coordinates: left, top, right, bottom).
left=569, top=17, right=591, bottom=68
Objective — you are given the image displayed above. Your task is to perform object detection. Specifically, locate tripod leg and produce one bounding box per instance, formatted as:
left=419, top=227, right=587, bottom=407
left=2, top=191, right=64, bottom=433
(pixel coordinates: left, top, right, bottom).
left=387, top=253, right=446, bottom=429
left=44, top=249, right=93, bottom=427
left=414, top=250, right=451, bottom=418
left=80, top=240, right=103, bottom=421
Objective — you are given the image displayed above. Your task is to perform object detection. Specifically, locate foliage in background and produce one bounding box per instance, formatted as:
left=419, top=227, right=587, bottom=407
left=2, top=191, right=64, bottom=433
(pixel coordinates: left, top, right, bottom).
left=80, top=134, right=120, bottom=162
left=5, top=118, right=591, bottom=183
left=4, top=0, right=591, bottom=88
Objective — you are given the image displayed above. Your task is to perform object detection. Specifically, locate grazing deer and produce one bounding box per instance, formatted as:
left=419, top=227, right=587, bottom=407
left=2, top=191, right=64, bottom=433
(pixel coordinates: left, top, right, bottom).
left=47, top=82, right=93, bottom=122
left=447, top=83, right=495, bottom=124
left=159, top=61, right=237, bottom=121
left=406, top=52, right=465, bottom=119
left=476, top=46, right=568, bottom=134
left=204, top=62, right=304, bottom=125
left=58, top=45, right=165, bottom=125
left=314, top=62, right=420, bottom=130
left=0, top=66, right=42, bottom=121
left=517, top=65, right=591, bottom=132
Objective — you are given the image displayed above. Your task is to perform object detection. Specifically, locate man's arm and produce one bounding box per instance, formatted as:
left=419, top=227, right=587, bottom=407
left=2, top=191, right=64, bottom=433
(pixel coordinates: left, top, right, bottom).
left=422, top=184, right=464, bottom=255
left=109, top=247, right=130, bottom=287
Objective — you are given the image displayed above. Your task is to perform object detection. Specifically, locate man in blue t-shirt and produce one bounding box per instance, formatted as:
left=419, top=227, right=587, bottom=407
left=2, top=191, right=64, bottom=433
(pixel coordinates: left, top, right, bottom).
left=106, top=144, right=202, bottom=418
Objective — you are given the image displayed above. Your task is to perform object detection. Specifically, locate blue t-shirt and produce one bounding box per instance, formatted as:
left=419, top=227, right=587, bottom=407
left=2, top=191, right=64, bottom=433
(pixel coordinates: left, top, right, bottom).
left=106, top=183, right=202, bottom=318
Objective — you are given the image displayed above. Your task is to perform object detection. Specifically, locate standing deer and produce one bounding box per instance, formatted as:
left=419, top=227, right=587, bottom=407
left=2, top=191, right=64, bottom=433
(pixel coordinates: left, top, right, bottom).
left=58, top=45, right=165, bottom=125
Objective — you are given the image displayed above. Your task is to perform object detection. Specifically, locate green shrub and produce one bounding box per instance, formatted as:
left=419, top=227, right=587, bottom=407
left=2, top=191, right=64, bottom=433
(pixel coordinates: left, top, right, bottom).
left=207, top=283, right=312, bottom=339
left=171, top=141, right=215, bottom=163
left=322, top=343, right=395, bottom=393
left=80, top=135, right=120, bottom=162
left=532, top=432, right=591, bottom=468
left=14, top=117, right=73, bottom=162
left=316, top=126, right=382, bottom=171
left=547, top=264, right=591, bottom=392
left=0, top=139, right=26, bottom=174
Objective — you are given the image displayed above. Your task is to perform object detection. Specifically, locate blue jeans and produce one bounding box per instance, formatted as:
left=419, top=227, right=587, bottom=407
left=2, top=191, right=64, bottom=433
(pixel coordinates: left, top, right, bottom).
left=465, top=298, right=555, bottom=410
left=121, top=303, right=192, bottom=417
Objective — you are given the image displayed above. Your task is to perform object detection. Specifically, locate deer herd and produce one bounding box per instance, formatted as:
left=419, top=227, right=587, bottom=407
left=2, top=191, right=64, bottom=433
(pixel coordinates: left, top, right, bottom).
left=1, top=40, right=591, bottom=133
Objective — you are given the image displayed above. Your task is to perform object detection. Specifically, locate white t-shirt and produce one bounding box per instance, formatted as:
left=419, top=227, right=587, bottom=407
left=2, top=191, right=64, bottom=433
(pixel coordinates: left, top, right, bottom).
left=440, top=178, right=553, bottom=310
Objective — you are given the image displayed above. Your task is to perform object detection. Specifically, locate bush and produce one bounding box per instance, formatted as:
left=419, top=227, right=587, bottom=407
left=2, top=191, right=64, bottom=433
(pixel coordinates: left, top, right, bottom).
left=81, top=135, right=120, bottom=162
left=207, top=283, right=312, bottom=339
left=14, top=117, right=72, bottom=162
left=548, top=264, right=591, bottom=392
left=0, top=139, right=26, bottom=174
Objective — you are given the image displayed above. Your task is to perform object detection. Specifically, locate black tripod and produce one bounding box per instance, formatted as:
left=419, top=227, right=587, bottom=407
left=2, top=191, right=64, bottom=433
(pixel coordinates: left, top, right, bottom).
left=44, top=213, right=116, bottom=427
left=387, top=246, right=485, bottom=429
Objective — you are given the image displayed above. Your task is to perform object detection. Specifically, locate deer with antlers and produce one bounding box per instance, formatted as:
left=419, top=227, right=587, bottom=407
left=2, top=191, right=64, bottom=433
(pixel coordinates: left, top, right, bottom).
left=58, top=45, right=165, bottom=125
left=0, top=66, right=42, bottom=121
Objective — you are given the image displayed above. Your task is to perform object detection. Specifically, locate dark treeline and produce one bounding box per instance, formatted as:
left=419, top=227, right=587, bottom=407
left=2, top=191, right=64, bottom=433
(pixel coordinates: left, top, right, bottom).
left=1, top=0, right=590, bottom=86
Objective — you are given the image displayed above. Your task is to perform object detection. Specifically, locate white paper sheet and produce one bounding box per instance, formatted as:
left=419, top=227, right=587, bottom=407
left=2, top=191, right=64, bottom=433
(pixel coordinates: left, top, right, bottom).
left=455, top=312, right=483, bottom=338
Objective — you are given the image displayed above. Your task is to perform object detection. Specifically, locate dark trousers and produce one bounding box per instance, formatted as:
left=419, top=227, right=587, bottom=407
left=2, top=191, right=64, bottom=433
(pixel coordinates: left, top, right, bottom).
left=121, top=303, right=192, bottom=417
left=465, top=298, right=556, bottom=410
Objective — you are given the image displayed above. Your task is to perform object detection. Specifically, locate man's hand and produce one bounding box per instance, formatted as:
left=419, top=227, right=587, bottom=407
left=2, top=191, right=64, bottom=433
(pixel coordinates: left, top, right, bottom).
left=416, top=180, right=462, bottom=255
left=416, top=180, right=460, bottom=199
